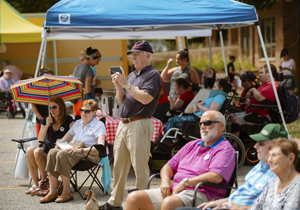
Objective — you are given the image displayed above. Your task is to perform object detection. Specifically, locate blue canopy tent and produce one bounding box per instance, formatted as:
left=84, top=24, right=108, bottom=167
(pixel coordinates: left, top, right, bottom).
left=36, top=0, right=287, bottom=133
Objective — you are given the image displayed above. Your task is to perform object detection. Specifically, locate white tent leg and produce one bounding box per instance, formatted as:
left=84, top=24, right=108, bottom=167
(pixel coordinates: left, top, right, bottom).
left=219, top=30, right=228, bottom=77
left=256, top=25, right=289, bottom=136
left=209, top=36, right=212, bottom=68
left=52, top=40, right=58, bottom=75
left=34, top=29, right=47, bottom=78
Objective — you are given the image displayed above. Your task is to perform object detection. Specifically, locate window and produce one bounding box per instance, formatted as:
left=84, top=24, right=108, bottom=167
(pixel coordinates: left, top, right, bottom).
left=259, top=17, right=275, bottom=58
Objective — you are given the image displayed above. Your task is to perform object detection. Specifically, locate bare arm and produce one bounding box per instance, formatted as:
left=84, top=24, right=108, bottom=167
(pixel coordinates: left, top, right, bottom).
left=81, top=134, right=106, bottom=156
left=126, top=84, right=154, bottom=105
left=173, top=172, right=223, bottom=194
left=169, top=97, right=185, bottom=110
left=189, top=68, right=200, bottom=84
left=197, top=101, right=221, bottom=113
left=228, top=66, right=240, bottom=76
left=85, top=76, right=93, bottom=94
left=161, top=59, right=176, bottom=82
left=38, top=116, right=52, bottom=142
left=249, top=88, right=266, bottom=102
left=160, top=164, right=176, bottom=199
left=198, top=198, right=229, bottom=210
left=113, top=68, right=154, bottom=105
left=31, top=103, right=43, bottom=120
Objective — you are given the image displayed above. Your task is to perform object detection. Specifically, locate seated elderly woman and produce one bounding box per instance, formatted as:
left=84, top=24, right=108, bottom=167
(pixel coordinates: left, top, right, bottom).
left=250, top=138, right=300, bottom=210
left=26, top=96, right=74, bottom=195
left=164, top=79, right=232, bottom=133
left=40, top=99, right=107, bottom=203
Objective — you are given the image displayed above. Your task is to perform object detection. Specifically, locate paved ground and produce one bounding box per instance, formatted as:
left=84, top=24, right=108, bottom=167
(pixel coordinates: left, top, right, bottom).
left=0, top=113, right=253, bottom=210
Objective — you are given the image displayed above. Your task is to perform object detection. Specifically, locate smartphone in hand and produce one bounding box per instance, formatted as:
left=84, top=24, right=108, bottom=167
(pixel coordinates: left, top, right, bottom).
left=110, top=66, right=122, bottom=75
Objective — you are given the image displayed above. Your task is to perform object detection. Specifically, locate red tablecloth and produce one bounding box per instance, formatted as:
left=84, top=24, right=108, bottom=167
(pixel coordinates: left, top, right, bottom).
left=95, top=110, right=165, bottom=144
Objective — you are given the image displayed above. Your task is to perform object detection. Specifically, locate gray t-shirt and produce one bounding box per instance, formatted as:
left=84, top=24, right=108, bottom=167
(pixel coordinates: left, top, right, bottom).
left=73, top=64, right=94, bottom=89
left=119, top=65, right=162, bottom=118
left=169, top=66, right=191, bottom=102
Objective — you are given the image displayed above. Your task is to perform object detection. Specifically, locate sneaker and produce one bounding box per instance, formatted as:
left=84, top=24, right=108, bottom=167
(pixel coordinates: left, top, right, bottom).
left=98, top=202, right=123, bottom=210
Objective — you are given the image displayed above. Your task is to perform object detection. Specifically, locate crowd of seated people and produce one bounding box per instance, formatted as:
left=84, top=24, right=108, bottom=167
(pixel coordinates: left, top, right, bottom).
left=20, top=56, right=299, bottom=210
left=231, top=64, right=278, bottom=138
left=164, top=79, right=232, bottom=133
left=26, top=96, right=74, bottom=196
left=40, top=99, right=107, bottom=203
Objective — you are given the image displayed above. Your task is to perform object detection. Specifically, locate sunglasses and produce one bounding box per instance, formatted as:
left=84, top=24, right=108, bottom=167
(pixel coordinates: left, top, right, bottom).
left=80, top=108, right=92, bottom=114
left=49, top=105, right=58, bottom=110
left=256, top=141, right=265, bottom=146
left=199, top=120, right=220, bottom=127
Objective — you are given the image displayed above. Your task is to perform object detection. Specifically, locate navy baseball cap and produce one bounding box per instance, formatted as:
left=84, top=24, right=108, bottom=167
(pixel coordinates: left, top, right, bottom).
left=240, top=71, right=256, bottom=81
left=127, top=41, right=154, bottom=54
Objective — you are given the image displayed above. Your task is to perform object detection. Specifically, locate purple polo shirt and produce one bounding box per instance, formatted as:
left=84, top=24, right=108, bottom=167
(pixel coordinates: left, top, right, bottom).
left=119, top=65, right=162, bottom=118
left=167, top=135, right=235, bottom=200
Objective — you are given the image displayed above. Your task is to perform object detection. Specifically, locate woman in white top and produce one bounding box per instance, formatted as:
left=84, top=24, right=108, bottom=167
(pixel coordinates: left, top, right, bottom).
left=251, top=138, right=300, bottom=210
left=279, top=48, right=297, bottom=94
left=40, top=99, right=106, bottom=203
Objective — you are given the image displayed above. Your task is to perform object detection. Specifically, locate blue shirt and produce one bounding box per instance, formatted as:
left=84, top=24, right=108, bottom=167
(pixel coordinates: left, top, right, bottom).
left=228, top=161, right=276, bottom=206
left=194, top=93, right=226, bottom=117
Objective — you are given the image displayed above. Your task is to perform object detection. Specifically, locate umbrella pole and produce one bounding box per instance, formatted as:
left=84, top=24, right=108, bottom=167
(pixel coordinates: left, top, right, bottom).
left=219, top=30, right=228, bottom=77
left=34, top=29, right=47, bottom=78
left=256, top=25, right=289, bottom=137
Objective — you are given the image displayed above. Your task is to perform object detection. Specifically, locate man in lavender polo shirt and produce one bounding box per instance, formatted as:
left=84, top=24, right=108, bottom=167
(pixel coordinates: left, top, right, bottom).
left=125, top=110, right=235, bottom=210
left=99, top=41, right=162, bottom=210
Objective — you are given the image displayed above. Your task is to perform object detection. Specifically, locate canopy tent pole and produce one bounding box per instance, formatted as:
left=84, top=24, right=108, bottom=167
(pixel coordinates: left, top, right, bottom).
left=256, top=24, right=289, bottom=137
left=184, top=36, right=191, bottom=66
left=209, top=36, right=212, bottom=68
left=219, top=30, right=228, bottom=77
left=52, top=40, right=58, bottom=75
left=34, top=29, right=47, bottom=78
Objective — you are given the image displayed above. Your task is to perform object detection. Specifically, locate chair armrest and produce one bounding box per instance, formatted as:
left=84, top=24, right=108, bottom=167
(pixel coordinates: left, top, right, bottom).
left=248, top=104, right=278, bottom=109
left=11, top=137, right=38, bottom=143
left=193, top=181, right=233, bottom=207
left=85, top=143, right=107, bottom=159
left=147, top=173, right=161, bottom=189
left=11, top=137, right=38, bottom=153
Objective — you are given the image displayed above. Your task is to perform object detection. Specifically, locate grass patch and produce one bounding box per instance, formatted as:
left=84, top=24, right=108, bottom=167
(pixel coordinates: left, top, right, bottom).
left=287, top=117, right=300, bottom=138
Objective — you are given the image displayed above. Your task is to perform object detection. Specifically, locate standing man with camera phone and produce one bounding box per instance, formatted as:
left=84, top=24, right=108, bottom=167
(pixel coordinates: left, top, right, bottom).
left=99, top=41, right=162, bottom=210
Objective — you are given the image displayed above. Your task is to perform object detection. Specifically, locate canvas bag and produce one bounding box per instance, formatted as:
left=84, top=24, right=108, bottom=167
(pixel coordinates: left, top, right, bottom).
left=85, top=190, right=98, bottom=210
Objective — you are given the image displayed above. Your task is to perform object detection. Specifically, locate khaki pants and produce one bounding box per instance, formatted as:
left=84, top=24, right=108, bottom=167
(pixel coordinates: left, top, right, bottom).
left=108, top=118, right=153, bottom=206
left=46, top=149, right=100, bottom=178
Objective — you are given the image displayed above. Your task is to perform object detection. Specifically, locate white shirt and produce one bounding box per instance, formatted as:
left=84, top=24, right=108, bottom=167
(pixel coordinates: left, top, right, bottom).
left=69, top=118, right=106, bottom=147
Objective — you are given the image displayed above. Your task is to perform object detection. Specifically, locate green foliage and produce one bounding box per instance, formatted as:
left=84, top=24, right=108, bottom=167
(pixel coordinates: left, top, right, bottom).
left=6, top=0, right=60, bottom=13
left=152, top=52, right=255, bottom=73
left=238, top=0, right=276, bottom=11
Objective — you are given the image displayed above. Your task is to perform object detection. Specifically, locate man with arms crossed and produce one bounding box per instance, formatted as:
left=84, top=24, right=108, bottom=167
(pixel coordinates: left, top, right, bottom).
left=125, top=110, right=236, bottom=210
left=99, top=41, right=162, bottom=210
left=178, top=123, right=287, bottom=210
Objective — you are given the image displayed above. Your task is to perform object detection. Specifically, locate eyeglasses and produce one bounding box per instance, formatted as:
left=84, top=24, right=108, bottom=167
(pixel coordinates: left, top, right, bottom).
left=256, top=141, right=265, bottom=146
left=199, top=120, right=220, bottom=127
left=49, top=105, right=58, bottom=110
left=268, top=153, right=281, bottom=159
left=79, top=108, right=92, bottom=114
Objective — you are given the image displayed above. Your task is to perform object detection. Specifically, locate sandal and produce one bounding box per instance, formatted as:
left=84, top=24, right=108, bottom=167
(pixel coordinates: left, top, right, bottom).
left=39, top=193, right=58, bottom=203
left=25, top=185, right=39, bottom=194
left=55, top=192, right=73, bottom=203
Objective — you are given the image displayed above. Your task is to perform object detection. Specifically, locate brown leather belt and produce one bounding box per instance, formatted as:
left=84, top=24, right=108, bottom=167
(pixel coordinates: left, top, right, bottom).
left=121, top=116, right=148, bottom=124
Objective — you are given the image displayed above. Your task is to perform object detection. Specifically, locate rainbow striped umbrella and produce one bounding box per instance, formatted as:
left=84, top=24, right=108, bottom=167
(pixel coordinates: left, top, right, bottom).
left=10, top=74, right=83, bottom=105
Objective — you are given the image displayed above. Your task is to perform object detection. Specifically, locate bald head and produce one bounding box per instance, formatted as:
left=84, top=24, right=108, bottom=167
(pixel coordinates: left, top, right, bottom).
left=200, top=111, right=225, bottom=146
